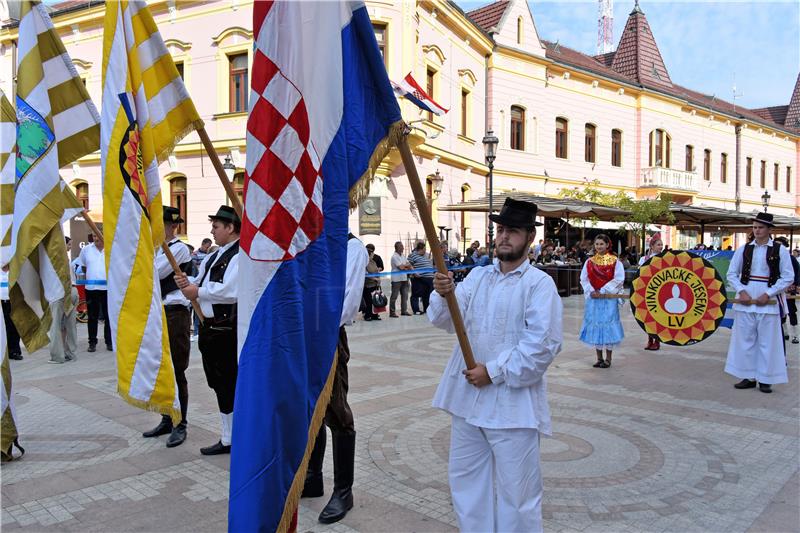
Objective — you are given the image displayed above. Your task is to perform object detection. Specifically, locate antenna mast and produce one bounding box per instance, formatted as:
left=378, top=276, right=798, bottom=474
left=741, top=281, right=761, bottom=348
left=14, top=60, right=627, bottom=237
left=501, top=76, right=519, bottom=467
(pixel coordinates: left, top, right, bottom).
left=597, top=0, right=614, bottom=55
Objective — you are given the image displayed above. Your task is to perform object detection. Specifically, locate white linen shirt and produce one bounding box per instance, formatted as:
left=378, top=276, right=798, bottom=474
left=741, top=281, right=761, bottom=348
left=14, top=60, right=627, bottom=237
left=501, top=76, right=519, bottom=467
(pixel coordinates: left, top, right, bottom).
left=76, top=243, right=106, bottom=291
left=155, top=238, right=191, bottom=307
left=340, top=237, right=368, bottom=326
left=191, top=239, right=239, bottom=318
left=0, top=270, right=8, bottom=300
left=727, top=239, right=793, bottom=315
left=390, top=252, right=409, bottom=282
left=427, top=260, right=563, bottom=433
left=579, top=257, right=624, bottom=299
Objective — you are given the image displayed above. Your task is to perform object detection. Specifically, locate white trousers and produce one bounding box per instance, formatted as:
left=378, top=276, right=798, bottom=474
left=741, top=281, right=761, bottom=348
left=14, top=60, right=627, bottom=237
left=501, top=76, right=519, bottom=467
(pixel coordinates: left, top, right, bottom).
left=220, top=412, right=233, bottom=445
left=725, top=311, right=788, bottom=384
left=48, top=290, right=78, bottom=363
left=448, top=416, right=543, bottom=533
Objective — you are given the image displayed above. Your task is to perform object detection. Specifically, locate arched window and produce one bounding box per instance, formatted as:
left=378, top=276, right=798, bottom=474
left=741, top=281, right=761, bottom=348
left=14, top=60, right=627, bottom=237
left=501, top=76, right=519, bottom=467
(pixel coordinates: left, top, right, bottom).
left=555, top=117, right=568, bottom=159
left=648, top=128, right=671, bottom=168
left=233, top=172, right=245, bottom=205
left=703, top=149, right=711, bottom=181
left=510, top=106, right=525, bottom=150
left=169, top=176, right=187, bottom=235
left=75, top=182, right=89, bottom=210
left=460, top=184, right=470, bottom=249
left=685, top=145, right=694, bottom=172
left=720, top=153, right=728, bottom=183
left=517, top=17, right=523, bottom=45
left=584, top=123, right=596, bottom=163
left=611, top=129, right=622, bottom=167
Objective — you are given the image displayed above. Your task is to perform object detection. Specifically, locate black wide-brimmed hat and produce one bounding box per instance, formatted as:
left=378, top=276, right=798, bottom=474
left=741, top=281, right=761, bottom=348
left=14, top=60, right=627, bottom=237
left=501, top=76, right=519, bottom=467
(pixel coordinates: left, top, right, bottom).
left=751, top=212, right=775, bottom=228
left=488, top=198, right=543, bottom=227
left=209, top=205, right=241, bottom=224
left=163, top=206, right=184, bottom=224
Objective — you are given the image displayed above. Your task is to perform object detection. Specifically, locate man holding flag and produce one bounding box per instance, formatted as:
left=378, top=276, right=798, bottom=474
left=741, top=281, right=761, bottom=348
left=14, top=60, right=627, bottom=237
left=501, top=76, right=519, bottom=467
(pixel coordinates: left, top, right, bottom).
left=228, top=1, right=402, bottom=531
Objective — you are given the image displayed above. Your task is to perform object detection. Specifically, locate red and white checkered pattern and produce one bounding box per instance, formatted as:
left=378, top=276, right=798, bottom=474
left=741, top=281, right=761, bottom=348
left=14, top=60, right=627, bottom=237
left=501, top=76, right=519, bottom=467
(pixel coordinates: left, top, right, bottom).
left=241, top=49, right=324, bottom=261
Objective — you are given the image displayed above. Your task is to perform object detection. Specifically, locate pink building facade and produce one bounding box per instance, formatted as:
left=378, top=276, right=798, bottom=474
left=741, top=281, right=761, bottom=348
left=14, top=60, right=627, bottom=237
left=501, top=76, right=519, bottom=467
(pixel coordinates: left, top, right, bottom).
left=1, top=0, right=797, bottom=259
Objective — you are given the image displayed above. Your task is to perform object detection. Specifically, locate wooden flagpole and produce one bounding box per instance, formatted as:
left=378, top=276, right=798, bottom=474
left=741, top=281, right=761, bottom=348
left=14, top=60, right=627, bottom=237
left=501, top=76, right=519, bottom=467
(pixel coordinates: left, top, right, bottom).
left=82, top=210, right=104, bottom=244
left=197, top=127, right=244, bottom=219
left=397, top=131, right=476, bottom=370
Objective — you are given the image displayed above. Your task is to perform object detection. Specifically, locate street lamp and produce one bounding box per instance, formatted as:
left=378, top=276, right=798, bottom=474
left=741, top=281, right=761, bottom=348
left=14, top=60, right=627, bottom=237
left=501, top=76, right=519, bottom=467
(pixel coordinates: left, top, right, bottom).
left=482, top=130, right=499, bottom=252
left=223, top=155, right=236, bottom=181
left=429, top=170, right=444, bottom=197
left=761, top=189, right=771, bottom=212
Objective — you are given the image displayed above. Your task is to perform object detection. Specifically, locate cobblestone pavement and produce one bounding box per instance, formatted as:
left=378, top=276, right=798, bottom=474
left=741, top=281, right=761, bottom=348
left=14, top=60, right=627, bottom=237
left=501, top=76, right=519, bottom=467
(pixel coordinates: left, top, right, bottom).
left=2, top=296, right=798, bottom=532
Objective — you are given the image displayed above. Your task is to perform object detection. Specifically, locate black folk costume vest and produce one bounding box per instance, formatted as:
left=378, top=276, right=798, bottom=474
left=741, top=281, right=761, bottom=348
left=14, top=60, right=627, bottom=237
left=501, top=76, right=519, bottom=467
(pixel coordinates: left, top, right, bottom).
left=159, top=239, right=194, bottom=299
left=740, top=242, right=781, bottom=287
left=198, top=241, right=240, bottom=323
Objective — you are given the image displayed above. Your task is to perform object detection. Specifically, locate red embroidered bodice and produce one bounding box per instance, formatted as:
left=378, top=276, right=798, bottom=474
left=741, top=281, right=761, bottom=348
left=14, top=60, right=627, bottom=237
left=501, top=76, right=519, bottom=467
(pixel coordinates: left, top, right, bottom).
left=586, top=253, right=618, bottom=291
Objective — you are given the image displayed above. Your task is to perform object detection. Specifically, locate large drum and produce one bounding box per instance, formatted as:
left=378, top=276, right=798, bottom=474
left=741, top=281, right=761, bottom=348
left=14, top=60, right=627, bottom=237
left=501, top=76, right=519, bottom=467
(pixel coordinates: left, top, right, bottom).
left=629, top=250, right=727, bottom=346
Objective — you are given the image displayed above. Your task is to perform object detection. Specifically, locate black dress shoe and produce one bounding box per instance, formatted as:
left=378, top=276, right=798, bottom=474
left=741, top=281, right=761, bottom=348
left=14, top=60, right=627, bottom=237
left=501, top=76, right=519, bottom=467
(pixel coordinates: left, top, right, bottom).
left=166, top=422, right=187, bottom=447
left=200, top=441, right=231, bottom=455
left=106, top=344, right=113, bottom=351
left=143, top=415, right=173, bottom=438
left=318, top=432, right=355, bottom=524
left=88, top=344, right=97, bottom=353
left=734, top=379, right=757, bottom=389
left=8, top=352, right=22, bottom=361
left=758, top=383, right=773, bottom=393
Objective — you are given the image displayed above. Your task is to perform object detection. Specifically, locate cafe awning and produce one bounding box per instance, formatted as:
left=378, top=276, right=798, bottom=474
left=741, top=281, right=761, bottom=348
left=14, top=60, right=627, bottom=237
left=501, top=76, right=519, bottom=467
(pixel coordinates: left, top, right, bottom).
left=658, top=204, right=800, bottom=231
left=439, top=193, right=632, bottom=221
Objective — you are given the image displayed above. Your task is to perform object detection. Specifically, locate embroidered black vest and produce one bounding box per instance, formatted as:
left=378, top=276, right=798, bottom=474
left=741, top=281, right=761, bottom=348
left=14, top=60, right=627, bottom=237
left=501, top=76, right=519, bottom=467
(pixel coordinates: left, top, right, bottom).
left=159, top=240, right=193, bottom=299
left=199, top=241, right=239, bottom=322
left=740, top=242, right=781, bottom=287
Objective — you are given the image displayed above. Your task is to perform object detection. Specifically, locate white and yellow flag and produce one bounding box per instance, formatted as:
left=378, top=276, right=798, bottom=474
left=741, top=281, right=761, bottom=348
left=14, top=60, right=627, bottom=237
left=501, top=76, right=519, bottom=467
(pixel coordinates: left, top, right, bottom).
left=102, top=0, right=203, bottom=417
left=1, top=91, right=22, bottom=463
left=10, top=1, right=98, bottom=351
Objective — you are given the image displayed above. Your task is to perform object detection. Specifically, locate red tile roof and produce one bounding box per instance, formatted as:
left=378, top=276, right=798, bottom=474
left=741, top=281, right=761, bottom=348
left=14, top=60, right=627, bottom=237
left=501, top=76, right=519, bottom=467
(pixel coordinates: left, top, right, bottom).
left=466, top=0, right=510, bottom=33
left=751, top=106, right=789, bottom=125
left=593, top=52, right=615, bottom=68
left=610, top=4, right=672, bottom=88
left=785, top=73, right=800, bottom=129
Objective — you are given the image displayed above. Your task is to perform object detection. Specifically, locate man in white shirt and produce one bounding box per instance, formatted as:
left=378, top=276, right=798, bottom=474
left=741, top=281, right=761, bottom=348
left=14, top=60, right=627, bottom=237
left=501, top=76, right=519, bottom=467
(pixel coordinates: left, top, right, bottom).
left=48, top=236, right=78, bottom=364
left=143, top=207, right=193, bottom=447
left=177, top=206, right=239, bottom=455
left=301, top=233, right=367, bottom=524
left=389, top=241, right=412, bottom=317
left=429, top=198, right=563, bottom=533
left=76, top=234, right=111, bottom=352
left=725, top=212, right=793, bottom=393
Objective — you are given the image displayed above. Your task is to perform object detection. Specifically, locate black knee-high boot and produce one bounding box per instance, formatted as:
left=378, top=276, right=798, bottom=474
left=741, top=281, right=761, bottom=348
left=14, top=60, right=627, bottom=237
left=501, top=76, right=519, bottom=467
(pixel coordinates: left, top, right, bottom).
left=301, top=427, right=326, bottom=498
left=318, top=431, right=355, bottom=523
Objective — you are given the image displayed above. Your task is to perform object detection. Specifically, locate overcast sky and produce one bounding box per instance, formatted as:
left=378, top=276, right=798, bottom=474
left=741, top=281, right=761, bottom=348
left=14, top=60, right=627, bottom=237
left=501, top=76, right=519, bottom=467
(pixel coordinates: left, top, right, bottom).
left=461, top=0, right=799, bottom=109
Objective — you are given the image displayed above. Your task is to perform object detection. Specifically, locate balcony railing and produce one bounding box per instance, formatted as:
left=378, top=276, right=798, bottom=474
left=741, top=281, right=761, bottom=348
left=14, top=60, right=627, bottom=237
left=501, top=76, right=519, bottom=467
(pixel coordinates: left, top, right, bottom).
left=640, top=167, right=698, bottom=192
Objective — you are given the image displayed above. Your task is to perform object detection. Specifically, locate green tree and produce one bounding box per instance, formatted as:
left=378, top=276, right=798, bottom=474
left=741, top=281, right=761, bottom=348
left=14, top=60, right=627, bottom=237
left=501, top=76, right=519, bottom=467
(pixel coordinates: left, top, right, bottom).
left=559, top=179, right=674, bottom=250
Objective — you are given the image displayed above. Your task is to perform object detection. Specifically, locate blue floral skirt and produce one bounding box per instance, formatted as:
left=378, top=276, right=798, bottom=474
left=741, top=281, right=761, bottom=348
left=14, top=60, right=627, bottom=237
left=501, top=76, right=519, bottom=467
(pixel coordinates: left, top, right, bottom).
left=579, top=297, right=624, bottom=347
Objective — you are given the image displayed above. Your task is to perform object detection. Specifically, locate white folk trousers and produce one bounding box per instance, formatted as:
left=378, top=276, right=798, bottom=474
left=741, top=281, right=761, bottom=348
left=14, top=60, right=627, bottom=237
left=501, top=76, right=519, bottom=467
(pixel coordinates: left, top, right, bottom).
left=725, top=311, right=788, bottom=384
left=448, top=415, right=543, bottom=533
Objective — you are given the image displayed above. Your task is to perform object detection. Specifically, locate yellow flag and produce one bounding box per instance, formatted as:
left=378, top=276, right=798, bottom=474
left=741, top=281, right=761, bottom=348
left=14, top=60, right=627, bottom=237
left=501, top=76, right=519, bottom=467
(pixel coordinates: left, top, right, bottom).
left=102, top=0, right=203, bottom=417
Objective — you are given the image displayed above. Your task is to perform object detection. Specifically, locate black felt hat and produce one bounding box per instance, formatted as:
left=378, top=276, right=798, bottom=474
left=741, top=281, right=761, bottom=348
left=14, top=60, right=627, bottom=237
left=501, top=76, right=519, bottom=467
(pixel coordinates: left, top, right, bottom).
left=488, top=198, right=543, bottom=227
left=209, top=205, right=240, bottom=225
left=163, top=206, right=184, bottom=224
left=751, top=212, right=775, bottom=228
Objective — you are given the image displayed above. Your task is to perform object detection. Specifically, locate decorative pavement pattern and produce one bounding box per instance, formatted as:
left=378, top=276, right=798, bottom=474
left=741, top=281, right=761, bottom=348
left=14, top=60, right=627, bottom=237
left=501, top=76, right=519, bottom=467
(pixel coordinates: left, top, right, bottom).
left=1, top=296, right=798, bottom=532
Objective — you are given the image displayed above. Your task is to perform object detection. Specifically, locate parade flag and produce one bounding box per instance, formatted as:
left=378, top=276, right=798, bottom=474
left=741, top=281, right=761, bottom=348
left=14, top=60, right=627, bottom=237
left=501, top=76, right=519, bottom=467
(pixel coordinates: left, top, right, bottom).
left=9, top=1, right=99, bottom=352
left=101, top=0, right=203, bottom=418
left=1, top=305, right=23, bottom=462
left=391, top=72, right=449, bottom=116
left=1, top=90, right=15, bottom=267
left=229, top=2, right=402, bottom=531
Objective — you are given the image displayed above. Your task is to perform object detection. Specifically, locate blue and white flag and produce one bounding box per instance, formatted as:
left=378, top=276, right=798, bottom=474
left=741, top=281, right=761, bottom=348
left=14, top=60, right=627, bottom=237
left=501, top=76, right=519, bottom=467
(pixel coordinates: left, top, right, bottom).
left=229, top=1, right=402, bottom=531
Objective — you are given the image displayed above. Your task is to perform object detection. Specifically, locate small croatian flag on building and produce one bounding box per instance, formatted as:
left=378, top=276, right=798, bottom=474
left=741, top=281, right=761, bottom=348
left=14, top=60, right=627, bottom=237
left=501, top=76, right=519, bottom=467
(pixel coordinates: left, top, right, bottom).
left=392, top=72, right=449, bottom=116
left=229, top=1, right=402, bottom=532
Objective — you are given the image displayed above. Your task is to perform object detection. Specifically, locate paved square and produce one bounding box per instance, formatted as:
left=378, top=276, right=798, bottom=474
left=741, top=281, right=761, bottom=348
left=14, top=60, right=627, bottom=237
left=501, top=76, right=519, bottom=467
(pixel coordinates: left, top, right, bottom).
left=2, top=296, right=798, bottom=532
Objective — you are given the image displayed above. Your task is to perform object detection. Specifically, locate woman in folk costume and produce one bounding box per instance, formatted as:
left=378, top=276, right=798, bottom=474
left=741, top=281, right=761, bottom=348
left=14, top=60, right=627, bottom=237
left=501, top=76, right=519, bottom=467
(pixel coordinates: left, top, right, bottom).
left=638, top=237, right=664, bottom=351
left=580, top=234, right=625, bottom=368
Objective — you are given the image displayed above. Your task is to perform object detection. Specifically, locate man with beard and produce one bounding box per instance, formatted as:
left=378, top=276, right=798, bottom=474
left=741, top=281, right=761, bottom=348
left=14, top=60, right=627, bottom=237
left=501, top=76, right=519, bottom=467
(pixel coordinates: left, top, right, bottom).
left=428, top=198, right=563, bottom=532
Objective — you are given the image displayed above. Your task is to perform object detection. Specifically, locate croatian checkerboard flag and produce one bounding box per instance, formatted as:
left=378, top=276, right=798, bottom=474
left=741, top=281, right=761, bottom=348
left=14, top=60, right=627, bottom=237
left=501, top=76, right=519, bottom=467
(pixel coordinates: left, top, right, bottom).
left=392, top=72, right=449, bottom=116
left=229, top=2, right=401, bottom=531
